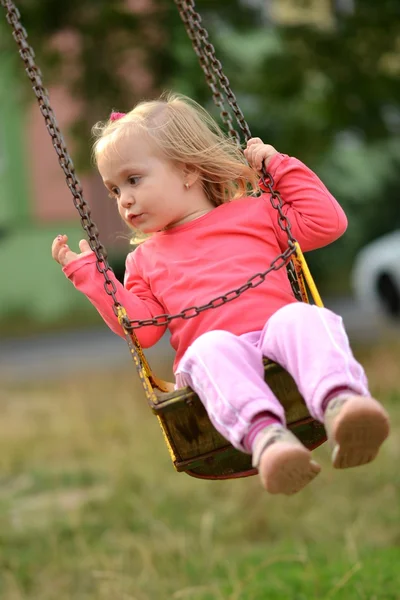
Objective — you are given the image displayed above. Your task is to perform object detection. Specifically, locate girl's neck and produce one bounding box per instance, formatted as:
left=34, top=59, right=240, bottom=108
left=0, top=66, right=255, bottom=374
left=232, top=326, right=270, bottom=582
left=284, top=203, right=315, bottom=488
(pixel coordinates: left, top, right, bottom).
left=164, top=206, right=215, bottom=230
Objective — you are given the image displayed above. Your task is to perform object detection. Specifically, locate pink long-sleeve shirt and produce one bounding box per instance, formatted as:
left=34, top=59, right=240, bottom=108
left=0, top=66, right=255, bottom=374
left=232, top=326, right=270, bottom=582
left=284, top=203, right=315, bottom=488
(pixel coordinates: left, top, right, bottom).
left=63, top=153, right=347, bottom=371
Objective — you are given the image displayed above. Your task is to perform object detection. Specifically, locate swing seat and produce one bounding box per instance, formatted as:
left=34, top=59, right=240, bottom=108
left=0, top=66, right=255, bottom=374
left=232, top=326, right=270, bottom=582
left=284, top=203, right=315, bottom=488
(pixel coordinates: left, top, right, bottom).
left=150, top=359, right=327, bottom=480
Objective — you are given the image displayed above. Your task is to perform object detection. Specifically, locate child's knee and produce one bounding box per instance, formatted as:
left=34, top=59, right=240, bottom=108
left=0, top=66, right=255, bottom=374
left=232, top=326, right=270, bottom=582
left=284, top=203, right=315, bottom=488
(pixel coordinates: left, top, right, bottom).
left=270, top=301, right=312, bottom=327
left=269, top=302, right=344, bottom=336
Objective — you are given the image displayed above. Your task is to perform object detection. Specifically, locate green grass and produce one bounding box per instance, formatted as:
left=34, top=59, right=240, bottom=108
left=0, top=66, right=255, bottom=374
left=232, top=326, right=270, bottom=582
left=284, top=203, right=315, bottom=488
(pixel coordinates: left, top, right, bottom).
left=0, top=343, right=399, bottom=599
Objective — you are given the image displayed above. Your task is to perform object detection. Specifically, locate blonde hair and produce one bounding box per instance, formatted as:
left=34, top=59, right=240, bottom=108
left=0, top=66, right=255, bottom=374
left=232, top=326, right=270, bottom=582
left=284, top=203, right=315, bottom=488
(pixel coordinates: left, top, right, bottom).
left=92, top=92, right=260, bottom=241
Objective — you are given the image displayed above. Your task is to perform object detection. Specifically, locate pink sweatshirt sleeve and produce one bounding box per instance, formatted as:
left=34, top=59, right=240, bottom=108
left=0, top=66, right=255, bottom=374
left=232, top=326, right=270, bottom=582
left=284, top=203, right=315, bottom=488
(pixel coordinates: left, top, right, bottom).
left=260, top=153, right=348, bottom=252
left=62, top=251, right=167, bottom=347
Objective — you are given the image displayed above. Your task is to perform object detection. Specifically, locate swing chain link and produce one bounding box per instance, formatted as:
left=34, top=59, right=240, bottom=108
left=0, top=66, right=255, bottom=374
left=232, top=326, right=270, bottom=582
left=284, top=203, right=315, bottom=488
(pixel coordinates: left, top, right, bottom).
left=128, top=245, right=295, bottom=329
left=261, top=169, right=302, bottom=301
left=174, top=0, right=252, bottom=146
left=1, top=0, right=127, bottom=322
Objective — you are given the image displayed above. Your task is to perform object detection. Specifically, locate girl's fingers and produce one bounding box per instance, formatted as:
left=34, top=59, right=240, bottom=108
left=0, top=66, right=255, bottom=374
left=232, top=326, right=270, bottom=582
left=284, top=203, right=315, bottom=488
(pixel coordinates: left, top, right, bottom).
left=51, top=239, right=59, bottom=260
left=247, top=147, right=264, bottom=171
left=244, top=146, right=257, bottom=166
left=245, top=142, right=270, bottom=170
left=52, top=239, right=73, bottom=266
left=256, top=148, right=268, bottom=170
left=246, top=137, right=263, bottom=147
left=59, top=245, right=81, bottom=267
left=56, top=234, right=67, bottom=245
left=78, top=239, right=92, bottom=253
left=52, top=239, right=64, bottom=262
left=52, top=234, right=90, bottom=267
left=58, top=244, right=71, bottom=266
left=254, top=146, right=278, bottom=171
left=51, top=234, right=68, bottom=262
left=245, top=138, right=264, bottom=162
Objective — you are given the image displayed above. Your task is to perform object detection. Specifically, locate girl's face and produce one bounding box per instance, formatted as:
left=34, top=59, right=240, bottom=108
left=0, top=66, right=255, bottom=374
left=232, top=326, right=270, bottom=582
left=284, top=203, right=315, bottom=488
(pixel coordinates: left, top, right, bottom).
left=97, top=132, right=214, bottom=233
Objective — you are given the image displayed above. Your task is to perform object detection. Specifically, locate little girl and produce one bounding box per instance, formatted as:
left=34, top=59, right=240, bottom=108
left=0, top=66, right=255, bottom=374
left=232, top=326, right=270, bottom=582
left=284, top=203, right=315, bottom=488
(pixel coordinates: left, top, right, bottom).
left=51, top=93, right=390, bottom=496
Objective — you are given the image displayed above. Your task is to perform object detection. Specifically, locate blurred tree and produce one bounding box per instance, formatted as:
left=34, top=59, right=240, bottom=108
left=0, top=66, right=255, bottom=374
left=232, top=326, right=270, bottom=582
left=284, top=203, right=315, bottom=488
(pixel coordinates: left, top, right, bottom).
left=215, top=0, right=400, bottom=281
left=1, top=0, right=261, bottom=165
left=228, top=0, right=400, bottom=156
left=3, top=0, right=398, bottom=172
left=2, top=0, right=399, bottom=287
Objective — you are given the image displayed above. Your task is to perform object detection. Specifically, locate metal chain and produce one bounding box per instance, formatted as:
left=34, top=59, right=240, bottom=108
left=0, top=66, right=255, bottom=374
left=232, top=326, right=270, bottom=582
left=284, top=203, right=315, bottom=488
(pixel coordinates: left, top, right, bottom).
left=2, top=0, right=302, bottom=333
left=174, top=0, right=242, bottom=145
left=1, top=0, right=129, bottom=323
left=174, top=0, right=303, bottom=304
left=261, top=169, right=302, bottom=302
left=174, top=0, right=252, bottom=145
left=129, top=246, right=295, bottom=329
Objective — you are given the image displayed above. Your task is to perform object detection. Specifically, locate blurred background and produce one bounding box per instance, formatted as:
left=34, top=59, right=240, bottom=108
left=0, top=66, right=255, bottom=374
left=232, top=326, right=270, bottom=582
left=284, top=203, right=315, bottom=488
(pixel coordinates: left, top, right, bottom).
left=0, top=1, right=399, bottom=599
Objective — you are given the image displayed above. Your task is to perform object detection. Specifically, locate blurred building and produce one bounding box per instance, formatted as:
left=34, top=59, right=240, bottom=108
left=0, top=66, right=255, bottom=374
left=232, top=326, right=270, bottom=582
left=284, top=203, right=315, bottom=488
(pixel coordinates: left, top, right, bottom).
left=0, top=61, right=119, bottom=327
left=0, top=27, right=138, bottom=329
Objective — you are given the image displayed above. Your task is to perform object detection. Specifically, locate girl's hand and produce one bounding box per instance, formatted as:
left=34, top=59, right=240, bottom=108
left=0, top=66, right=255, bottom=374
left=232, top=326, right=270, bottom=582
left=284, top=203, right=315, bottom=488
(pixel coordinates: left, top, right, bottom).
left=244, top=138, right=278, bottom=172
left=51, top=234, right=93, bottom=267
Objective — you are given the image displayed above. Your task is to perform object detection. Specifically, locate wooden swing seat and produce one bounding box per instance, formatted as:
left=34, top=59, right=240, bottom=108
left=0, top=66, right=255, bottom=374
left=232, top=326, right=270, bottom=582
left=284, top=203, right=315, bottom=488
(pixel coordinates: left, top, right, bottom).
left=150, top=359, right=327, bottom=480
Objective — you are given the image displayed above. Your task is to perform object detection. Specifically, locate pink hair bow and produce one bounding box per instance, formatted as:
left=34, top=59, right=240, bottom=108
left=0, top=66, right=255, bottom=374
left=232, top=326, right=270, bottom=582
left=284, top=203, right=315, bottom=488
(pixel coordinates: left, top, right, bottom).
left=110, top=111, right=126, bottom=121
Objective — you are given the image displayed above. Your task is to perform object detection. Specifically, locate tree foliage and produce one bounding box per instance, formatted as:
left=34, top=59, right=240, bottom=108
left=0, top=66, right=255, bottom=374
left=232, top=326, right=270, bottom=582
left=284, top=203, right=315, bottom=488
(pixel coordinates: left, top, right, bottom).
left=4, top=0, right=398, bottom=162
left=2, top=0, right=400, bottom=283
left=2, top=1, right=260, bottom=155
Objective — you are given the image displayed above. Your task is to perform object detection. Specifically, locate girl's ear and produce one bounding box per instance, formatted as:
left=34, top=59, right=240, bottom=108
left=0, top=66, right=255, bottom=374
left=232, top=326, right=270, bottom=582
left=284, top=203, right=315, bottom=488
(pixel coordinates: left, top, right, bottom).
left=183, top=164, right=201, bottom=187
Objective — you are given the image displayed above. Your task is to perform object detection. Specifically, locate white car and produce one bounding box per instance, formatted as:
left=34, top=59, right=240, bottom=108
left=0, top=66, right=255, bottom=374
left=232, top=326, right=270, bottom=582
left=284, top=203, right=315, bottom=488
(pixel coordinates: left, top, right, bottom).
left=352, top=230, right=400, bottom=321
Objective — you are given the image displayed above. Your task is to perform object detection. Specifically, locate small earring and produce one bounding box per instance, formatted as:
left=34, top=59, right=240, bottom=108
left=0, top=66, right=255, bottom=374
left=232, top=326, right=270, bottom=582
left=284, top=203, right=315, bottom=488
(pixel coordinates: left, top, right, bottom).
left=184, top=182, right=189, bottom=190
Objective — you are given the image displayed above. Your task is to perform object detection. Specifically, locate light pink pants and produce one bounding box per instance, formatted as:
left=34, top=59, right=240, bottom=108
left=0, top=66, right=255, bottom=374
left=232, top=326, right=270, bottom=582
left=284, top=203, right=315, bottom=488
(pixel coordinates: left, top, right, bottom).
left=175, top=303, right=370, bottom=452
